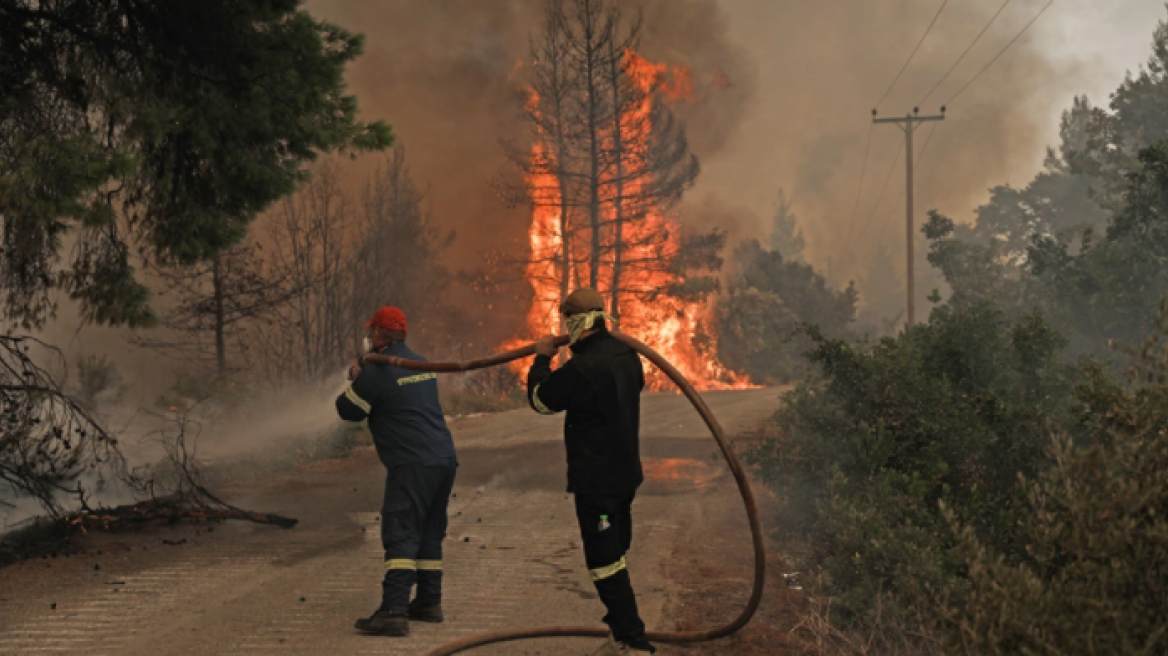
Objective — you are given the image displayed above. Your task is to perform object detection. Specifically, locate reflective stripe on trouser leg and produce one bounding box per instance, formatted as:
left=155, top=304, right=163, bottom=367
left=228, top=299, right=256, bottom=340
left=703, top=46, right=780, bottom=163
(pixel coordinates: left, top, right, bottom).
left=589, top=556, right=627, bottom=581
left=386, top=559, right=417, bottom=570
left=415, top=560, right=442, bottom=571
left=575, top=493, right=647, bottom=643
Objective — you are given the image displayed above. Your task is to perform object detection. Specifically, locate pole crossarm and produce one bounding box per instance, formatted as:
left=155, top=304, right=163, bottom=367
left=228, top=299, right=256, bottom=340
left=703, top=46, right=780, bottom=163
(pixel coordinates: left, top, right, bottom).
left=874, top=115, right=946, bottom=133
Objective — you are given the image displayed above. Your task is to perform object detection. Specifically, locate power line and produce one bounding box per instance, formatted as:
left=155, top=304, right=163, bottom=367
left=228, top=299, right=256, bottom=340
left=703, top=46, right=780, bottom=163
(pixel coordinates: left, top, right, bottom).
left=917, top=0, right=1013, bottom=107
left=944, top=0, right=1057, bottom=106
left=873, top=0, right=950, bottom=110
left=843, top=123, right=875, bottom=253
left=863, top=122, right=941, bottom=267
left=850, top=137, right=904, bottom=258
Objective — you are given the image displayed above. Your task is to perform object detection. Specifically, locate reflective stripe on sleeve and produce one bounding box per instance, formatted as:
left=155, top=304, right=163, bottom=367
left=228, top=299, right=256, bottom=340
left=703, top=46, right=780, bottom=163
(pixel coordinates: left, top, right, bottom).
left=589, top=556, right=627, bottom=581
left=531, top=384, right=556, bottom=415
left=415, top=560, right=443, bottom=571
left=385, top=558, right=417, bottom=571
left=345, top=386, right=371, bottom=413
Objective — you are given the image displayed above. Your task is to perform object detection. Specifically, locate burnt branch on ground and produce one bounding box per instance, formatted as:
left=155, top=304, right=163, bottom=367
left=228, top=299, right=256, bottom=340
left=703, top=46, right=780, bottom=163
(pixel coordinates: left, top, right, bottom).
left=121, top=405, right=298, bottom=530
left=1, top=336, right=296, bottom=538
left=0, top=335, right=125, bottom=518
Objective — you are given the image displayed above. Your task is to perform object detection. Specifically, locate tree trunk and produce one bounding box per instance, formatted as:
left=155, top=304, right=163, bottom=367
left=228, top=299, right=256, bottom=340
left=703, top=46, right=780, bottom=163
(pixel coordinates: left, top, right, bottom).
left=608, top=43, right=626, bottom=323
left=583, top=2, right=602, bottom=290
left=212, top=256, right=226, bottom=377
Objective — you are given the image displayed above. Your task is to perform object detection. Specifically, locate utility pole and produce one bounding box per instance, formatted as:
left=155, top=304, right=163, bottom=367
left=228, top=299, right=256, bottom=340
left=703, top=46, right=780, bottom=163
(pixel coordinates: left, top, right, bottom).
left=873, top=106, right=945, bottom=328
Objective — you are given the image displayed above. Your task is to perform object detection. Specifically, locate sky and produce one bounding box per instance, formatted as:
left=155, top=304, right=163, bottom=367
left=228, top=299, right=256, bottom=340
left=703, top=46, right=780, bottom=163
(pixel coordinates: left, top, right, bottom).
left=702, top=0, right=1167, bottom=280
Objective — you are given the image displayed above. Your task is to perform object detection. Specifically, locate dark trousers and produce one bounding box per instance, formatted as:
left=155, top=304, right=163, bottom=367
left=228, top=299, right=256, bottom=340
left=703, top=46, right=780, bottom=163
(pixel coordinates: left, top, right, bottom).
left=574, top=492, right=647, bottom=643
left=380, top=459, right=457, bottom=610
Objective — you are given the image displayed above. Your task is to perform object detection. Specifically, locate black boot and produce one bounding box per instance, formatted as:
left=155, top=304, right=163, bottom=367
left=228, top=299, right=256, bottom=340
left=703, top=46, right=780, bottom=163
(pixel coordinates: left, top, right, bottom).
left=408, top=598, right=444, bottom=623
left=354, top=607, right=409, bottom=636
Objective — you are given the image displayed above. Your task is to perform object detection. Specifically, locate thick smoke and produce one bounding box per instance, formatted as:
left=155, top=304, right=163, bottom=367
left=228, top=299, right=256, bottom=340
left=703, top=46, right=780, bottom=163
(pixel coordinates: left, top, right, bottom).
left=692, top=0, right=1161, bottom=284
left=307, top=0, right=1155, bottom=301
left=34, top=0, right=1162, bottom=364
left=9, top=1, right=1160, bottom=520
left=304, top=0, right=759, bottom=337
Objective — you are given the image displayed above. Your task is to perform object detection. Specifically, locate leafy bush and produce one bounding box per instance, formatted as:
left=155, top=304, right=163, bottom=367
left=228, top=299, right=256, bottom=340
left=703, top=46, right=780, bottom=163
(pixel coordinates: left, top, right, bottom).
left=751, top=300, right=1074, bottom=629
left=940, top=303, right=1168, bottom=655
left=717, top=239, right=857, bottom=384
left=756, top=295, right=1168, bottom=653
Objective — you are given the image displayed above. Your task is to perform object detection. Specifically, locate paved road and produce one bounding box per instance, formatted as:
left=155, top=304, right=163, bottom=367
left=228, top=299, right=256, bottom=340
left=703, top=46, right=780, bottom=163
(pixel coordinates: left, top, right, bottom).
left=0, top=388, right=783, bottom=655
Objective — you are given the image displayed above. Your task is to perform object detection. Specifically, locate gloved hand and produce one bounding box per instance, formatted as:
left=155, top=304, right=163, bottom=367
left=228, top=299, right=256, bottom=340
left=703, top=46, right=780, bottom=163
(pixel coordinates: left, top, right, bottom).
left=348, top=359, right=362, bottom=381
left=534, top=335, right=558, bottom=358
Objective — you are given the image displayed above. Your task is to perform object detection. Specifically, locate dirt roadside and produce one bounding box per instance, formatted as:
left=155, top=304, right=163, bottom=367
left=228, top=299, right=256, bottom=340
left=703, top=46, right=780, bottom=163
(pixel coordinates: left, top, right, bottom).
left=0, top=388, right=795, bottom=655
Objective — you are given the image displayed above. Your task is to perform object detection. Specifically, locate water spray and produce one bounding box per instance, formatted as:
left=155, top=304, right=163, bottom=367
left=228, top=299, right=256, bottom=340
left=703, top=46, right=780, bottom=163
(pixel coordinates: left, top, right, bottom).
left=363, top=332, right=765, bottom=655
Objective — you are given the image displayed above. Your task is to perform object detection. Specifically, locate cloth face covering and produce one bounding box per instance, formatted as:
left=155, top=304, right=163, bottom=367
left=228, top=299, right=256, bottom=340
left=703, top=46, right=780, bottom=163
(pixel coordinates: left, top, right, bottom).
left=566, top=310, right=617, bottom=344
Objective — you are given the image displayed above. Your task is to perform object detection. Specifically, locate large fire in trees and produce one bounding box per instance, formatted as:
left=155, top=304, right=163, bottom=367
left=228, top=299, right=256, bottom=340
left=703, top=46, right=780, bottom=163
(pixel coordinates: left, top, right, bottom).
left=511, top=50, right=752, bottom=391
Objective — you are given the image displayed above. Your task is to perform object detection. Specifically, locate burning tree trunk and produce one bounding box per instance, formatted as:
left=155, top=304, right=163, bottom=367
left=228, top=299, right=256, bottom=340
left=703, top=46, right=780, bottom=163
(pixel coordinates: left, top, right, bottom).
left=561, top=0, right=618, bottom=290
left=500, top=0, right=589, bottom=334
left=503, top=0, right=742, bottom=389
left=607, top=26, right=630, bottom=323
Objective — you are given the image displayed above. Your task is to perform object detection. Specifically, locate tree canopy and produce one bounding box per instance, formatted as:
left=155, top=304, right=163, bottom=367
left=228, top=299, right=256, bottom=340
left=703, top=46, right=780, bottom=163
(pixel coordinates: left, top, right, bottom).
left=0, top=0, right=391, bottom=329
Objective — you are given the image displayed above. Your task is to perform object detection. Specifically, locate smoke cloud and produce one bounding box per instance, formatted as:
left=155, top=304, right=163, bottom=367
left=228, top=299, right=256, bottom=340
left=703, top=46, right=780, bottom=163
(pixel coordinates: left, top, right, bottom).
left=304, top=0, right=1160, bottom=303
left=15, top=0, right=1164, bottom=474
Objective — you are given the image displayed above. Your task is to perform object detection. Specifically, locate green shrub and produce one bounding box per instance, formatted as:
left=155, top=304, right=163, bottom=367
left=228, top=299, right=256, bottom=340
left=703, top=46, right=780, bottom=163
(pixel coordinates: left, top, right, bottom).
left=751, top=300, right=1074, bottom=628
left=940, top=303, right=1168, bottom=655
left=716, top=239, right=857, bottom=384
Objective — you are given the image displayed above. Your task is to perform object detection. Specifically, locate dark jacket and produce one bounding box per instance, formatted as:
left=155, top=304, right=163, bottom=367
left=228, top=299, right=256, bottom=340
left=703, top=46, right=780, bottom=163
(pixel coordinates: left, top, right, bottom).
left=336, top=341, right=457, bottom=469
left=527, top=330, right=645, bottom=495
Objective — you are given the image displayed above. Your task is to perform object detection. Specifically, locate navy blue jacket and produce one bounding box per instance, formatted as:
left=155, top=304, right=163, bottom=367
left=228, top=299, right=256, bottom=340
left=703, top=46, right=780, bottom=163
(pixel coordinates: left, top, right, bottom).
left=527, top=330, right=645, bottom=495
left=336, top=341, right=457, bottom=469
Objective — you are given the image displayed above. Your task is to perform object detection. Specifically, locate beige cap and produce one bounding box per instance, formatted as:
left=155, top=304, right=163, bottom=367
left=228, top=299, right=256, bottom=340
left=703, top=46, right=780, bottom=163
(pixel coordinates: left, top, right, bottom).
left=560, top=288, right=605, bottom=316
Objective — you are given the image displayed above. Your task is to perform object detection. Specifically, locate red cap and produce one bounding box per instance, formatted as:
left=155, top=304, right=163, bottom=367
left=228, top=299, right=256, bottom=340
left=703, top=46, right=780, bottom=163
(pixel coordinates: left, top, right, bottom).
left=366, top=306, right=407, bottom=332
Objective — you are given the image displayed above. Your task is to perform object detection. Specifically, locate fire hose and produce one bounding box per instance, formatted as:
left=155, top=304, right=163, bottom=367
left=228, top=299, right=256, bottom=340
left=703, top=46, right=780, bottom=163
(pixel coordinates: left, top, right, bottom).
left=362, top=332, right=765, bottom=655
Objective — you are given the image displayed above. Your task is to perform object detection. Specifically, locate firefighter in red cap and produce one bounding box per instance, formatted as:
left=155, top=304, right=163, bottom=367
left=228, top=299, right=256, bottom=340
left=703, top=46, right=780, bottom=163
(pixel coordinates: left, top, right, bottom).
left=527, top=288, right=656, bottom=654
left=336, top=306, right=458, bottom=637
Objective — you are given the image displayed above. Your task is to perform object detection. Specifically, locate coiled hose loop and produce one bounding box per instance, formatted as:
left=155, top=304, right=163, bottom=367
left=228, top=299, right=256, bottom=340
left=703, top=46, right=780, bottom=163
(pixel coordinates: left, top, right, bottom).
left=362, top=332, right=765, bottom=655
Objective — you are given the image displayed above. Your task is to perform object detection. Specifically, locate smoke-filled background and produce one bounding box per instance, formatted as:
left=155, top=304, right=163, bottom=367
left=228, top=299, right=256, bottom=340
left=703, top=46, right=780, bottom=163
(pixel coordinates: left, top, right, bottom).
left=305, top=0, right=1162, bottom=293
left=9, top=0, right=1152, bottom=460
left=36, top=0, right=1164, bottom=382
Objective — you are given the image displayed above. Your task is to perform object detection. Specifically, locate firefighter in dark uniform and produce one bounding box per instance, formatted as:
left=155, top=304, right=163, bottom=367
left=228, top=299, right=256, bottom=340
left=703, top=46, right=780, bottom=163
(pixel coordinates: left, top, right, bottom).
left=336, top=306, right=458, bottom=637
left=527, top=288, right=657, bottom=654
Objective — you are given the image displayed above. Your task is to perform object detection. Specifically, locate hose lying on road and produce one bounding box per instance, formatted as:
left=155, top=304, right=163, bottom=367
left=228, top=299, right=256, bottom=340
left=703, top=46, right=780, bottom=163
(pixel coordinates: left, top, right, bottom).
left=362, top=332, right=766, bottom=655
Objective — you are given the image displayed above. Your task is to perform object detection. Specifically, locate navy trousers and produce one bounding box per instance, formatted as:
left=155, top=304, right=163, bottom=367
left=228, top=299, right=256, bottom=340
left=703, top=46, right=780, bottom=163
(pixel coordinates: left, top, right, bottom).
left=574, top=492, right=647, bottom=643
left=380, top=458, right=457, bottom=610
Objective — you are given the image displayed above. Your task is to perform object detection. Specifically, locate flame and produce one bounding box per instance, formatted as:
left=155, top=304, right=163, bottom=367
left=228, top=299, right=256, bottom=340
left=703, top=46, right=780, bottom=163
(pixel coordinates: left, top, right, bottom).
left=510, top=50, right=753, bottom=391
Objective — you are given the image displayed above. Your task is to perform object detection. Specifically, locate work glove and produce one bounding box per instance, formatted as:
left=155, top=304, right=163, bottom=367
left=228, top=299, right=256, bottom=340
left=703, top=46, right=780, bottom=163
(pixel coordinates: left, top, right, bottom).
left=534, top=335, right=558, bottom=358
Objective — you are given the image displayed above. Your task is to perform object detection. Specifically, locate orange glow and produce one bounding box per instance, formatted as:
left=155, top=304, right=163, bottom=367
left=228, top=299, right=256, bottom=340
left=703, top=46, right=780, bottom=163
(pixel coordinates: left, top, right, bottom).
left=642, top=457, right=718, bottom=489
left=510, top=51, right=753, bottom=391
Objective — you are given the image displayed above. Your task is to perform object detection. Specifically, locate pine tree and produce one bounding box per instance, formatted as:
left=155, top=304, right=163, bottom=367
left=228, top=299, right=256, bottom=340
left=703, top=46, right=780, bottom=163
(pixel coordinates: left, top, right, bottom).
left=0, top=0, right=391, bottom=330
left=768, top=189, right=805, bottom=262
